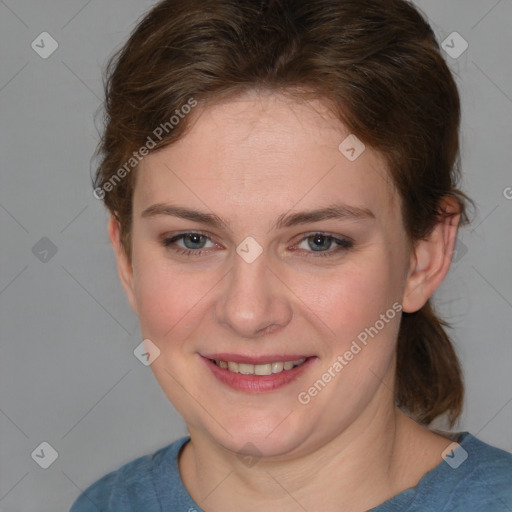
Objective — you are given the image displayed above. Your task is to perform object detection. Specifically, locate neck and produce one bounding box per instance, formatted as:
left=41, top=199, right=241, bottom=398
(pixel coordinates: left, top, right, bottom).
left=178, top=388, right=439, bottom=512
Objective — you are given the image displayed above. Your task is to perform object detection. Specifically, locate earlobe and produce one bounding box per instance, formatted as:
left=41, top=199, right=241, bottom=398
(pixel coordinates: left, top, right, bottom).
left=108, top=215, right=138, bottom=315
left=402, top=199, right=461, bottom=313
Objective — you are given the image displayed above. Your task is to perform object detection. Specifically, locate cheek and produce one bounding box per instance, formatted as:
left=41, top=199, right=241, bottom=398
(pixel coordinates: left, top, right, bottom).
left=131, top=252, right=213, bottom=343
left=298, top=258, right=399, bottom=339
left=293, top=253, right=404, bottom=391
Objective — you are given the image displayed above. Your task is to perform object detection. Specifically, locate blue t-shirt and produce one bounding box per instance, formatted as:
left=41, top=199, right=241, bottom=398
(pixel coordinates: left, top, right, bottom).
left=70, top=432, right=512, bottom=511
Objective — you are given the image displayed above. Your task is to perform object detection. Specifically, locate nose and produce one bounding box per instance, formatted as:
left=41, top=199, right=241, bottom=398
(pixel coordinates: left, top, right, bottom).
left=215, top=250, right=293, bottom=338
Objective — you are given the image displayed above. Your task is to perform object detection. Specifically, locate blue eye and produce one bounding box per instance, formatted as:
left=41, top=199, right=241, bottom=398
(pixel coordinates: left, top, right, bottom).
left=307, top=234, right=335, bottom=251
left=179, top=233, right=208, bottom=249
left=297, top=233, right=353, bottom=256
left=162, top=232, right=215, bottom=255
left=162, top=232, right=353, bottom=258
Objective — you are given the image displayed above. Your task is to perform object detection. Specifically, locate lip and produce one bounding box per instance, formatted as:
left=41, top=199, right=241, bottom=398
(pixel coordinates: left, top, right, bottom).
left=201, top=354, right=317, bottom=393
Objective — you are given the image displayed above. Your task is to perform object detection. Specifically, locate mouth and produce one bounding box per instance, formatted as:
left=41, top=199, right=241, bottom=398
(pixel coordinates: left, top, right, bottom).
left=201, top=354, right=316, bottom=393
left=210, top=357, right=307, bottom=375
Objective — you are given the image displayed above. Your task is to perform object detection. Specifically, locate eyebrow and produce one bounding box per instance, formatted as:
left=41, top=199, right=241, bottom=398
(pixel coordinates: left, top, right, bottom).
left=141, top=202, right=375, bottom=230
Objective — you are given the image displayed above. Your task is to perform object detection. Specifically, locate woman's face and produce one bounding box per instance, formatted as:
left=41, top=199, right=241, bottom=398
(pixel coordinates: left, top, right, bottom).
left=118, top=92, right=416, bottom=458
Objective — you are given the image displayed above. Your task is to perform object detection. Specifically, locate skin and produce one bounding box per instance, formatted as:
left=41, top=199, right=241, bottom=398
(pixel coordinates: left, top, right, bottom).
left=109, top=91, right=460, bottom=512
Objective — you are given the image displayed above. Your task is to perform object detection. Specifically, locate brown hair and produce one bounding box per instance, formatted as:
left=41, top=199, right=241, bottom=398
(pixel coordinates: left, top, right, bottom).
left=94, top=0, right=475, bottom=426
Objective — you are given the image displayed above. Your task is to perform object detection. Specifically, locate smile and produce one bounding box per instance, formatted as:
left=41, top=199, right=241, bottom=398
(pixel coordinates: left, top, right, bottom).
left=202, top=354, right=316, bottom=393
left=211, top=358, right=307, bottom=375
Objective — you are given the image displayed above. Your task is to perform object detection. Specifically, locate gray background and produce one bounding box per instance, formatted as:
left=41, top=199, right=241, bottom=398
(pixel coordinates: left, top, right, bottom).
left=0, top=1, right=511, bottom=510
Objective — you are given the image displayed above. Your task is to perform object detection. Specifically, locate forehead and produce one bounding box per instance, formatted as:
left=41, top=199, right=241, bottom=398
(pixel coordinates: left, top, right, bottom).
left=134, top=92, right=399, bottom=227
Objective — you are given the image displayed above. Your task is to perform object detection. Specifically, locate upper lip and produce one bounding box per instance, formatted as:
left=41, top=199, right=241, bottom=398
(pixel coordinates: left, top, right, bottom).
left=202, top=353, right=314, bottom=364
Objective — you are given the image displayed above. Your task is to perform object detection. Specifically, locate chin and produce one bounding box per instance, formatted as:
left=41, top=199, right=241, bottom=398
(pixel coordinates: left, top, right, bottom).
left=203, top=414, right=317, bottom=461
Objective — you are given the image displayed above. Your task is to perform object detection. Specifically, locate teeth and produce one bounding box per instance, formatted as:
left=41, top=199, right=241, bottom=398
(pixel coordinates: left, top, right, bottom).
left=238, top=363, right=254, bottom=375
left=255, top=363, right=272, bottom=376
left=271, top=361, right=284, bottom=373
left=228, top=361, right=239, bottom=373
left=215, top=358, right=306, bottom=375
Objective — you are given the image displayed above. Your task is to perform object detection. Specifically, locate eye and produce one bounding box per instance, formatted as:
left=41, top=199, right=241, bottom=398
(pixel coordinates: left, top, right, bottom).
left=161, top=231, right=354, bottom=258
left=295, top=233, right=353, bottom=257
left=162, top=232, right=218, bottom=256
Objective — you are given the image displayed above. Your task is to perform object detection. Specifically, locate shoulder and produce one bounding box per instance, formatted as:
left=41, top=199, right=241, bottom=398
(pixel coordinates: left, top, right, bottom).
left=447, top=433, right=512, bottom=508
left=69, top=436, right=190, bottom=512
left=413, top=432, right=512, bottom=511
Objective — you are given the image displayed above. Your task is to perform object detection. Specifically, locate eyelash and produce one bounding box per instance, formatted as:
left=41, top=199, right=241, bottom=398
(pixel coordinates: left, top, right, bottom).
left=161, top=231, right=354, bottom=258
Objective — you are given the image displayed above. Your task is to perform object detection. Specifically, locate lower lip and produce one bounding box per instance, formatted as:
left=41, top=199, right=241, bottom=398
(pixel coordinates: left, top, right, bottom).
left=202, top=356, right=316, bottom=393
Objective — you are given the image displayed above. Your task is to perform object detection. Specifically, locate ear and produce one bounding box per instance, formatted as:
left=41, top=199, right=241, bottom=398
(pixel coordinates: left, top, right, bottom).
left=108, top=215, right=138, bottom=315
left=402, top=197, right=461, bottom=313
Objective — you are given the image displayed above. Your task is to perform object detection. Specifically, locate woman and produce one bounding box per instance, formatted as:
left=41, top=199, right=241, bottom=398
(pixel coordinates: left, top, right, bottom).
left=71, top=0, right=512, bottom=510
